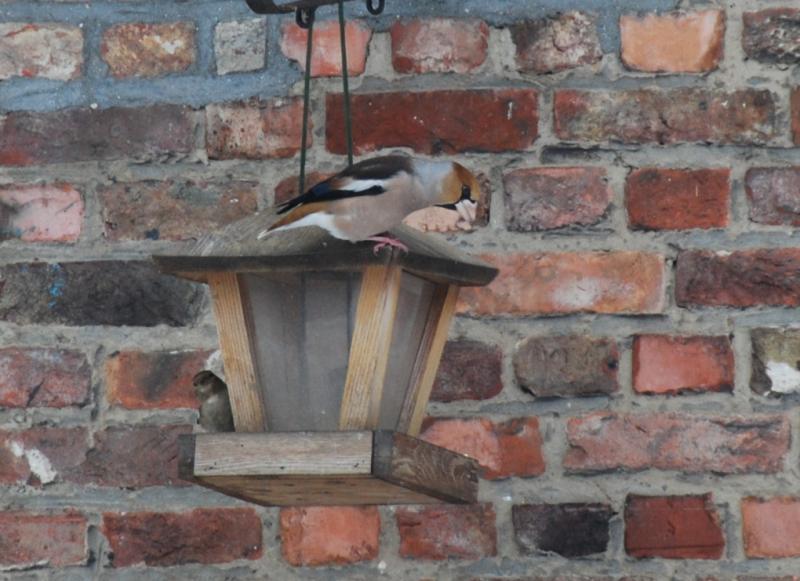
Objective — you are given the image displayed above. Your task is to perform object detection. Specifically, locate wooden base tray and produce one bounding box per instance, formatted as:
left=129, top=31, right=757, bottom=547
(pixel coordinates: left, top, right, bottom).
left=178, top=430, right=478, bottom=506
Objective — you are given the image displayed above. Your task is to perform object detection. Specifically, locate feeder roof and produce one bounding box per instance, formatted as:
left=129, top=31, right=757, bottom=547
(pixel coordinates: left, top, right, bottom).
left=153, top=211, right=498, bottom=287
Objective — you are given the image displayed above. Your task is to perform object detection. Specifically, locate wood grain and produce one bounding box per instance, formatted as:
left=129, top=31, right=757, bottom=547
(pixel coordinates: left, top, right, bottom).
left=208, top=272, right=266, bottom=432
left=339, top=265, right=402, bottom=430
left=398, top=284, right=460, bottom=436
left=192, top=431, right=373, bottom=476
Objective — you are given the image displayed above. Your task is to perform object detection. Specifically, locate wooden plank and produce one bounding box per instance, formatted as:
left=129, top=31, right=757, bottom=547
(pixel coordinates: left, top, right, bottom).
left=397, top=284, right=460, bottom=436
left=192, top=432, right=373, bottom=477
left=339, top=265, right=402, bottom=430
left=373, top=431, right=478, bottom=504
left=208, top=272, right=266, bottom=432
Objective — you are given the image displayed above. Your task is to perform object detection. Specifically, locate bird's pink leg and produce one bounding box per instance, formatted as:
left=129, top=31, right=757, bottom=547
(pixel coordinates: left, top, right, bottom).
left=366, top=235, right=409, bottom=255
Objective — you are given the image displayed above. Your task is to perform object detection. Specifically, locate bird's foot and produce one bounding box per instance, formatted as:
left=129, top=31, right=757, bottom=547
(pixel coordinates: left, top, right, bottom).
left=367, top=235, right=409, bottom=255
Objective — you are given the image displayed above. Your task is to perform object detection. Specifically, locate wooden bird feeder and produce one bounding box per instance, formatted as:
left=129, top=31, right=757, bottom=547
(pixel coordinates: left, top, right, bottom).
left=154, top=213, right=497, bottom=506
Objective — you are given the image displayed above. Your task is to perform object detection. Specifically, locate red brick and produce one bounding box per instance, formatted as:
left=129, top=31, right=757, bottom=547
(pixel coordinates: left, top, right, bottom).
left=101, top=22, right=196, bottom=78
left=564, top=412, right=788, bottom=474
left=510, top=12, right=602, bottom=74
left=103, top=508, right=262, bottom=567
left=74, top=425, right=191, bottom=487
left=554, top=89, right=777, bottom=145
left=625, top=494, right=724, bottom=559
left=742, top=497, right=800, bottom=558
left=743, top=9, right=800, bottom=64
left=99, top=180, right=257, bottom=241
left=746, top=167, right=800, bottom=226
left=0, top=512, right=87, bottom=567
left=206, top=98, right=308, bottom=160
left=676, top=249, right=800, bottom=308
left=106, top=350, right=210, bottom=409
left=0, top=23, right=83, bottom=81
left=633, top=336, right=734, bottom=395
left=620, top=10, right=724, bottom=73
left=420, top=417, right=544, bottom=480
left=390, top=19, right=489, bottom=74
left=457, top=252, right=665, bottom=316
left=0, top=184, right=83, bottom=242
left=0, top=428, right=88, bottom=486
left=793, top=88, right=800, bottom=145
left=280, top=507, right=379, bottom=566
left=396, top=504, right=497, bottom=560
left=326, top=89, right=538, bottom=155
left=431, top=340, right=503, bottom=402
left=0, top=105, right=196, bottom=166
left=0, top=347, right=90, bottom=408
left=503, top=167, right=612, bottom=231
left=281, top=20, right=371, bottom=77
left=626, top=168, right=730, bottom=230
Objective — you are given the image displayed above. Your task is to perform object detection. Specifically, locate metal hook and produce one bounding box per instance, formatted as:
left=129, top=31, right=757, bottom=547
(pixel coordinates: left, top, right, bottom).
left=296, top=7, right=316, bottom=29
left=365, top=0, right=384, bottom=15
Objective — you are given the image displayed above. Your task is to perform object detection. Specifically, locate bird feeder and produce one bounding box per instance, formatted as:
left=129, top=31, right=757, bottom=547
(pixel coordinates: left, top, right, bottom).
left=154, top=214, right=497, bottom=506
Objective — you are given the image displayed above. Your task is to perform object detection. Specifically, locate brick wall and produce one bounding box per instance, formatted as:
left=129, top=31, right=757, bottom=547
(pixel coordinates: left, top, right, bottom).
left=2, top=0, right=800, bottom=579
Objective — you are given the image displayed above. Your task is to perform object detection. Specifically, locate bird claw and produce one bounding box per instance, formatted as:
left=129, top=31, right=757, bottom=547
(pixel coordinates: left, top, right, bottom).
left=367, top=235, right=409, bottom=255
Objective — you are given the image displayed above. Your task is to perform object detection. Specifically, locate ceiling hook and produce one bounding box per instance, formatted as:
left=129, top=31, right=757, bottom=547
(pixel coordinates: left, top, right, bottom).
left=365, top=0, right=384, bottom=16
left=296, top=7, right=316, bottom=29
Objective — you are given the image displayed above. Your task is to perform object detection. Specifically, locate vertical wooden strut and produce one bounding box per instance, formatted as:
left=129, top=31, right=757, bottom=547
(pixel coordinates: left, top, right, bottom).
left=398, top=284, right=460, bottom=436
left=208, top=272, right=266, bottom=432
left=339, top=264, right=402, bottom=429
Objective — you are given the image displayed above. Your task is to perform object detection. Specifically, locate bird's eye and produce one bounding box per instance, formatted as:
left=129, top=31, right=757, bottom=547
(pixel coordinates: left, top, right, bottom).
left=460, top=185, right=472, bottom=201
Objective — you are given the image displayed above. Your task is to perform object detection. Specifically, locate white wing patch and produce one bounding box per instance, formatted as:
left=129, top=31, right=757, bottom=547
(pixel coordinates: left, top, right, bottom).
left=257, top=212, right=349, bottom=240
left=340, top=178, right=387, bottom=193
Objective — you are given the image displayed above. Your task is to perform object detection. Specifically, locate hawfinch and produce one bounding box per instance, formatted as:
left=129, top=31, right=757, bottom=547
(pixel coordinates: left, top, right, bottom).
left=258, top=155, right=481, bottom=252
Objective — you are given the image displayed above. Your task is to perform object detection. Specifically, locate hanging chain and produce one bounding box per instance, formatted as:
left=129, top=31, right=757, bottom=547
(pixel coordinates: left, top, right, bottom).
left=297, top=7, right=315, bottom=194
left=337, top=0, right=354, bottom=167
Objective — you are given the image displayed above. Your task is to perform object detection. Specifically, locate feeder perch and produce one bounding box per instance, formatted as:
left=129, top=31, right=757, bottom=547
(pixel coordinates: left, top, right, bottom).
left=154, top=214, right=497, bottom=506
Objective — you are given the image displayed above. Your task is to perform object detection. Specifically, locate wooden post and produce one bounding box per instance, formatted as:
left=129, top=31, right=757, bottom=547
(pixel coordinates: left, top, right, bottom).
left=339, top=264, right=402, bottom=430
left=208, top=272, right=266, bottom=432
left=397, top=284, right=460, bottom=436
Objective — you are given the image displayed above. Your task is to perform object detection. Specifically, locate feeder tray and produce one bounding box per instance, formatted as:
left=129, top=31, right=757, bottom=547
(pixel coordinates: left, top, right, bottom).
left=155, top=211, right=497, bottom=506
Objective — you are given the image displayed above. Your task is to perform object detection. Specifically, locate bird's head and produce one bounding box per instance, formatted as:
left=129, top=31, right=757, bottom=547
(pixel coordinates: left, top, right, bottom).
left=436, top=162, right=481, bottom=225
left=193, top=370, right=223, bottom=400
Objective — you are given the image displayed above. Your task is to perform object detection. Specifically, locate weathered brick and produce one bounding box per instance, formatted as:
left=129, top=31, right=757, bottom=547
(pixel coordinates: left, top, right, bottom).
left=420, top=417, right=544, bottom=480
left=396, top=504, right=497, bottom=560
left=564, top=412, right=788, bottom=474
left=0, top=428, right=88, bottom=486
left=625, top=495, right=724, bottom=559
left=554, top=89, right=777, bottom=145
left=503, top=167, right=612, bottom=231
left=280, top=507, right=379, bottom=566
left=0, top=184, right=83, bottom=243
left=676, top=249, right=800, bottom=308
left=101, top=22, right=196, bottom=78
left=793, top=88, right=800, bottom=145
left=75, top=425, right=191, bottom=488
left=633, top=335, right=734, bottom=395
left=326, top=89, right=539, bottom=155
left=0, top=348, right=90, bottom=408
left=751, top=328, right=800, bottom=396
left=390, top=19, right=489, bottom=74
left=0, top=261, right=203, bottom=327
left=620, top=10, right=724, bottom=73
left=106, top=350, right=210, bottom=409
left=281, top=20, right=371, bottom=76
left=746, top=167, right=800, bottom=226
left=0, top=23, right=83, bottom=81
left=103, top=508, right=262, bottom=567
left=430, top=340, right=503, bottom=402
left=206, top=98, right=308, bottom=160
left=743, top=9, right=800, bottom=64
left=513, top=336, right=618, bottom=398
left=0, top=512, right=87, bottom=567
left=0, top=105, right=196, bottom=166
left=742, top=497, right=800, bottom=558
left=626, top=168, right=730, bottom=230
left=510, top=12, right=602, bottom=74
left=513, top=504, right=613, bottom=557
left=215, top=18, right=266, bottom=75
left=99, top=180, right=257, bottom=241
left=457, top=252, right=665, bottom=316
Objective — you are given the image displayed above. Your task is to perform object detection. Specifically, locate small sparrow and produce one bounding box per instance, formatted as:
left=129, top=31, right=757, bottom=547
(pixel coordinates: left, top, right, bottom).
left=258, top=155, right=481, bottom=253
left=193, top=371, right=235, bottom=433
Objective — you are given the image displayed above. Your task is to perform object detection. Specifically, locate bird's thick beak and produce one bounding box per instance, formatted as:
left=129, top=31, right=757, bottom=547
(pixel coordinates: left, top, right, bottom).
left=456, top=200, right=478, bottom=223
